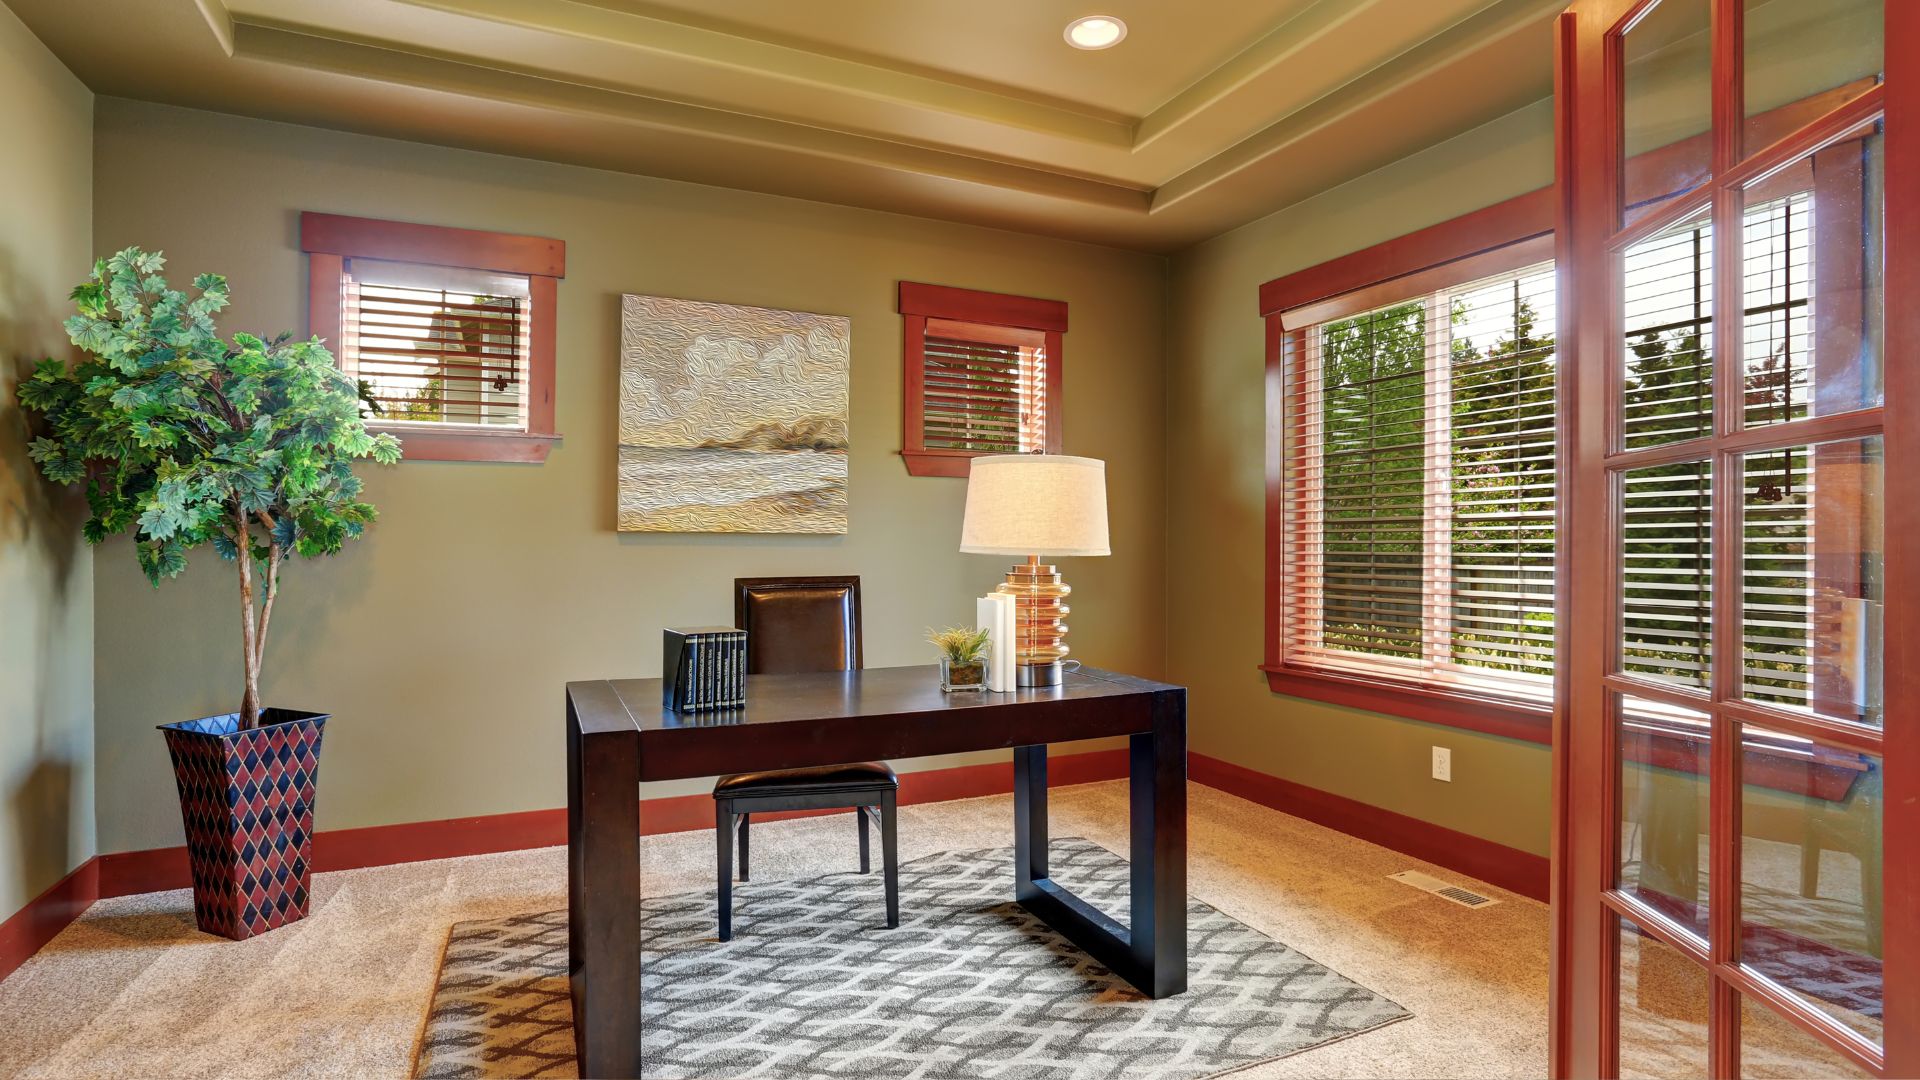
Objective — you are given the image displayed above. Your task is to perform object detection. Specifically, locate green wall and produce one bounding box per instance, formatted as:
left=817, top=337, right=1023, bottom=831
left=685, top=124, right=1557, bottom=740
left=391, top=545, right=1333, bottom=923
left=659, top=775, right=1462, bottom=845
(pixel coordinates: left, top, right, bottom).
left=1165, top=100, right=1558, bottom=857
left=0, top=3, right=94, bottom=915
left=88, top=98, right=1168, bottom=856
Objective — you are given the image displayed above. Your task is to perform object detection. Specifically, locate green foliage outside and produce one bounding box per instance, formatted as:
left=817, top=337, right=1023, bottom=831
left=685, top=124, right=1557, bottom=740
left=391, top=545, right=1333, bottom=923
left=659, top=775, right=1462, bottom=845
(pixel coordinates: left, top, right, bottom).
left=16, top=248, right=402, bottom=726
left=1317, top=281, right=1557, bottom=677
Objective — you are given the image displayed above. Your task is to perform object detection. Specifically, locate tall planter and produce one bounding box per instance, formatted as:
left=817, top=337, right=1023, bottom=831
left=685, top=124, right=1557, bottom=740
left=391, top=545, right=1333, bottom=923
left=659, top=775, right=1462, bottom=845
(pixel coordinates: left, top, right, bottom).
left=159, top=709, right=328, bottom=940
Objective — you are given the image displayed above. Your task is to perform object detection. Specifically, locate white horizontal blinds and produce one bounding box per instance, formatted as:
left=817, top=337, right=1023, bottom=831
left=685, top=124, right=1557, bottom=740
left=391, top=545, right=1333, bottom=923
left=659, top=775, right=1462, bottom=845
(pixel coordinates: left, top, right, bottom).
left=1282, top=260, right=1556, bottom=701
left=342, top=257, right=532, bottom=429
left=1617, top=193, right=1814, bottom=690
left=920, top=318, right=1046, bottom=453
left=1448, top=266, right=1559, bottom=679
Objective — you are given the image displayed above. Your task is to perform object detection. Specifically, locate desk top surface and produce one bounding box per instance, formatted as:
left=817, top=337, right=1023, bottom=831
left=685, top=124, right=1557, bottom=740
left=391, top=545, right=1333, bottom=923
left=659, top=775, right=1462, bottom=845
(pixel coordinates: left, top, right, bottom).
left=568, top=664, right=1181, bottom=737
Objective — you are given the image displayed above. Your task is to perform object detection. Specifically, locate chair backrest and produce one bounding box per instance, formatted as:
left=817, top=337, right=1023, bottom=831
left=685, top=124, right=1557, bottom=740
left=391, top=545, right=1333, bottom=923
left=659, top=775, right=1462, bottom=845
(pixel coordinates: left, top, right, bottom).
left=733, top=576, right=862, bottom=674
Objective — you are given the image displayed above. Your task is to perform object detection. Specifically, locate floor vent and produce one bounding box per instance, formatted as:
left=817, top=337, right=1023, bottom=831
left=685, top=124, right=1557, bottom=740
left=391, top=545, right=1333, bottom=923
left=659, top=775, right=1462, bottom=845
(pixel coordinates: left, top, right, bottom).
left=1388, top=870, right=1500, bottom=908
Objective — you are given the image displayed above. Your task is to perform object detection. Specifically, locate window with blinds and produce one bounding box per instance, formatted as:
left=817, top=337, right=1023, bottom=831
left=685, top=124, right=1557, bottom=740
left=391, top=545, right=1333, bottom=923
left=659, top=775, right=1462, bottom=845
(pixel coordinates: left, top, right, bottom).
left=919, top=318, right=1048, bottom=455
left=897, top=282, right=1064, bottom=477
left=341, top=257, right=533, bottom=430
left=1282, top=261, right=1559, bottom=704
left=1279, top=190, right=1821, bottom=710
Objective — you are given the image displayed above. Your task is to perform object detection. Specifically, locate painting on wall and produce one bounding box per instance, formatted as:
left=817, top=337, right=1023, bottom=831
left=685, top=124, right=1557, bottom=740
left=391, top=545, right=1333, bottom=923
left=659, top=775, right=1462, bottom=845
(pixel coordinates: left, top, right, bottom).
left=617, top=294, right=850, bottom=533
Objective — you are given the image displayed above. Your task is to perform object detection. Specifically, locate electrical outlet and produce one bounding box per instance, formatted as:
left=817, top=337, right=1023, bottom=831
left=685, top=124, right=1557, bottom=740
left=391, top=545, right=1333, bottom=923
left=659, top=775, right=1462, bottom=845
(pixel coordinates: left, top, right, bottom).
left=1431, top=746, right=1452, bottom=782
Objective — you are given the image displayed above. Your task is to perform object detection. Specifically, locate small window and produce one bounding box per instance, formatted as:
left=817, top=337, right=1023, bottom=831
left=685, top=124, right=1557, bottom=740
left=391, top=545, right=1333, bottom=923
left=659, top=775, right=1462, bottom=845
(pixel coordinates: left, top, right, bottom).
left=302, top=213, right=565, bottom=462
left=897, top=281, right=1064, bottom=477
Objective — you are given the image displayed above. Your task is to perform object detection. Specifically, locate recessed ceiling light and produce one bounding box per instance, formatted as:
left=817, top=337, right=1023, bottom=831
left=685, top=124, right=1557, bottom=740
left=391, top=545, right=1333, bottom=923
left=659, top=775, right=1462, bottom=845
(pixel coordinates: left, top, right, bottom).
left=1064, top=15, right=1127, bottom=50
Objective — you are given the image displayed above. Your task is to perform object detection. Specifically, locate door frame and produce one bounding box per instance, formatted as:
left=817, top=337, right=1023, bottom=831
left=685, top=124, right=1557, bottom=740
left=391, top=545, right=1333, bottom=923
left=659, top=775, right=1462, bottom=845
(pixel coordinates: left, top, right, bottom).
left=1551, top=1, right=1918, bottom=1075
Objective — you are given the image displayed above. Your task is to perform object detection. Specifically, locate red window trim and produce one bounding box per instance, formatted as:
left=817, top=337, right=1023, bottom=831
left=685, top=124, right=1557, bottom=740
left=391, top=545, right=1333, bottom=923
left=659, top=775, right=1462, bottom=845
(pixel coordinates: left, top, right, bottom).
left=301, top=212, right=566, bottom=464
left=897, top=281, right=1065, bottom=478
left=1257, top=79, right=1877, bottom=744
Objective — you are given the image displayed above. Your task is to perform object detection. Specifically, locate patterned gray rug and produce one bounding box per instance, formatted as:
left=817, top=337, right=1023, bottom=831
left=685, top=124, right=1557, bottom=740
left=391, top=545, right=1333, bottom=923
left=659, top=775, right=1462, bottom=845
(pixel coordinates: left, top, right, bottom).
left=414, top=838, right=1410, bottom=1079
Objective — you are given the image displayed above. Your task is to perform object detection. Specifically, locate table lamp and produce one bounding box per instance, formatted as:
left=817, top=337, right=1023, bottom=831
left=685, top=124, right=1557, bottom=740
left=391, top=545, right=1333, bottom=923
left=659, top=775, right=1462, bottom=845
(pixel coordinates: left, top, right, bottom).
left=960, top=454, right=1111, bottom=686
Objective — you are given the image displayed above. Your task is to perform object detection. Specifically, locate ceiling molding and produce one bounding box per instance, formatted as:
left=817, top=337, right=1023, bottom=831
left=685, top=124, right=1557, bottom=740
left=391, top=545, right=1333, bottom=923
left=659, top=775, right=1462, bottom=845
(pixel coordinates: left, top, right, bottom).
left=389, top=0, right=1139, bottom=147
left=229, top=19, right=1155, bottom=212
left=1132, top=0, right=1381, bottom=151
left=1151, top=0, right=1565, bottom=212
left=193, top=0, right=236, bottom=57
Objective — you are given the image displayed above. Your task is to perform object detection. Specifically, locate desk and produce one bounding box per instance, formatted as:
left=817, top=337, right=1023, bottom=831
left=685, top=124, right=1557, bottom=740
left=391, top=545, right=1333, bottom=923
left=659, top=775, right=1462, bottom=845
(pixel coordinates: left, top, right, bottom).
left=564, top=664, right=1187, bottom=1078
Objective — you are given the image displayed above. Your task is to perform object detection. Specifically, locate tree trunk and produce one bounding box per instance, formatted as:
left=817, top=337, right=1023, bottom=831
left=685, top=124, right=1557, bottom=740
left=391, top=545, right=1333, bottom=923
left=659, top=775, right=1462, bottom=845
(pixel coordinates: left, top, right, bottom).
left=236, top=507, right=261, bottom=728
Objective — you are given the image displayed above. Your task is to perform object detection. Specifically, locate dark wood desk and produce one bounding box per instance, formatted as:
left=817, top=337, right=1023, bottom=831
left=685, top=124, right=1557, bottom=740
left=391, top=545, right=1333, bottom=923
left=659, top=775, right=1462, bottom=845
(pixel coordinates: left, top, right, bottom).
left=564, top=664, right=1187, bottom=1078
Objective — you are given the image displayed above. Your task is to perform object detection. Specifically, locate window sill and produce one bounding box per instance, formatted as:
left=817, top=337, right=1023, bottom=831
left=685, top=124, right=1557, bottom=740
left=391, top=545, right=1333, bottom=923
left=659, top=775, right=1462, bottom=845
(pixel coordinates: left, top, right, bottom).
left=1261, top=663, right=1551, bottom=744
left=1263, top=663, right=1870, bottom=802
left=901, top=448, right=979, bottom=478
left=374, top=427, right=561, bottom=463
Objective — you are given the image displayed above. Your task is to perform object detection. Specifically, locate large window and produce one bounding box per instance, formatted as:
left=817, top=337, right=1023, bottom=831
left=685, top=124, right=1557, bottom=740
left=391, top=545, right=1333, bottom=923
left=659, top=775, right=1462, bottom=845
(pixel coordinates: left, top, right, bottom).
left=1263, top=178, right=1857, bottom=743
left=1281, top=261, right=1559, bottom=708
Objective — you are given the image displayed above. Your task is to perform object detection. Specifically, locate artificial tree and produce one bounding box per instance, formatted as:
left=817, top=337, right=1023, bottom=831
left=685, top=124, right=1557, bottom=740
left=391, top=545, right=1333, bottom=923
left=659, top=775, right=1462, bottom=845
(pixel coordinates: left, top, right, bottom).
left=17, top=247, right=401, bottom=727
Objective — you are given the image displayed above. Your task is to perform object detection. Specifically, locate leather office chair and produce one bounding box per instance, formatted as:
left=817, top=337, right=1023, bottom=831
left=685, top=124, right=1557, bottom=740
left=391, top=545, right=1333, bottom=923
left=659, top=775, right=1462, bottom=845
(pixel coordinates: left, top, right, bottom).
left=713, top=576, right=899, bottom=941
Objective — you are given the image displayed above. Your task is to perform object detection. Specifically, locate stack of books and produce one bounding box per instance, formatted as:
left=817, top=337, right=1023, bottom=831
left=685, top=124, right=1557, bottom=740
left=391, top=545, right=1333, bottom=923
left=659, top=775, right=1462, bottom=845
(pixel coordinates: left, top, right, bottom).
left=662, top=627, right=748, bottom=711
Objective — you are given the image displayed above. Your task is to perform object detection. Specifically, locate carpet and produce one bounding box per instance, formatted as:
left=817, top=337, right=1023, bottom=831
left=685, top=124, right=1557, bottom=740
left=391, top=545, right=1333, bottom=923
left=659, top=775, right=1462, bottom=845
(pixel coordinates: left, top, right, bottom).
left=414, top=837, right=1411, bottom=1079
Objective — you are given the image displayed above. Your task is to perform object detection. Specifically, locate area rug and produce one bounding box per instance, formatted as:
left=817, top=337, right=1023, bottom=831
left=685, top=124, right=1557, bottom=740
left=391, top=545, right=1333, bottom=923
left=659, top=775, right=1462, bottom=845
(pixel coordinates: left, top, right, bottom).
left=413, top=838, right=1410, bottom=1079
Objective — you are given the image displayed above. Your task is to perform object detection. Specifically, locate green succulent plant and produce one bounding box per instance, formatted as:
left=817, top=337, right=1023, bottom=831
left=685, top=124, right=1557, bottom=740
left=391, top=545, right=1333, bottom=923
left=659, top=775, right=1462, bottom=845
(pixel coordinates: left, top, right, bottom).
left=16, top=247, right=402, bottom=727
left=926, top=626, right=992, bottom=664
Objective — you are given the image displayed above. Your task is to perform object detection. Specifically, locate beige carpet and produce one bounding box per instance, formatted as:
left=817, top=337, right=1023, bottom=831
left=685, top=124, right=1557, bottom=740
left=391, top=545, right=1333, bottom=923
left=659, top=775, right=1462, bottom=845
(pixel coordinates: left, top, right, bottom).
left=0, top=782, right=1550, bottom=1079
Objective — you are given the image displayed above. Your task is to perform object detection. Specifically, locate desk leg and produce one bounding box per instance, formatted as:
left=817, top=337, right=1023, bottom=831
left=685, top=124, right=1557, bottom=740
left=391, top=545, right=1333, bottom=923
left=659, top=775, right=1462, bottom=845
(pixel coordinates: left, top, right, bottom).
left=1010, top=691, right=1187, bottom=999
left=1014, top=744, right=1048, bottom=900
left=1130, top=690, right=1188, bottom=998
left=568, top=697, right=642, bottom=1079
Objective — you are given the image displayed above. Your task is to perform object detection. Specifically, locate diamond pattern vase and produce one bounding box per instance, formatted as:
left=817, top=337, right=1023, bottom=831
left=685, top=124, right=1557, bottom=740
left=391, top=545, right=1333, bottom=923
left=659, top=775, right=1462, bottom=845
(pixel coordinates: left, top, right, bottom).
left=158, top=708, right=328, bottom=941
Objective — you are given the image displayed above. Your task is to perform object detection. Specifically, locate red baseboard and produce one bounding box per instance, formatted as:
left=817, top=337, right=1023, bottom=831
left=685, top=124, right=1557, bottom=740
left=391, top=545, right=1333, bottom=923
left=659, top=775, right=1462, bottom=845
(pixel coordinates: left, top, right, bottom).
left=0, top=859, right=100, bottom=987
left=3, top=747, right=1131, bottom=982
left=1190, top=753, right=1550, bottom=902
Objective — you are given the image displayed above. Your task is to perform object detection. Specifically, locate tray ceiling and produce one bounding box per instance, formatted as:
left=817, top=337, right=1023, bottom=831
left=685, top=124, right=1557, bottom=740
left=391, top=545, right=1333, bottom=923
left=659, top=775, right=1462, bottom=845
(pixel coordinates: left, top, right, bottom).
left=11, top=0, right=1566, bottom=251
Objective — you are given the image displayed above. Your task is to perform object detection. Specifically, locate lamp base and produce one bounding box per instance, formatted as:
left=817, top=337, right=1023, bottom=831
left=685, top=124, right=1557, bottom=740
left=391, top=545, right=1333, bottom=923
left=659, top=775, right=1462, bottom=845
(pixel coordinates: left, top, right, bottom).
left=996, top=556, right=1071, bottom=685
left=1017, top=660, right=1064, bottom=687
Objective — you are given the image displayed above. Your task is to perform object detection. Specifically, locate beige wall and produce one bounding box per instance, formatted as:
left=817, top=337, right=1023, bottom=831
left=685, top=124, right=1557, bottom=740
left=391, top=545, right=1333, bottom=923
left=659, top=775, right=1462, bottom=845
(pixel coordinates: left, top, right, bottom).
left=1165, top=101, right=1557, bottom=856
left=0, top=3, right=94, bottom=915
left=89, top=98, right=1168, bottom=855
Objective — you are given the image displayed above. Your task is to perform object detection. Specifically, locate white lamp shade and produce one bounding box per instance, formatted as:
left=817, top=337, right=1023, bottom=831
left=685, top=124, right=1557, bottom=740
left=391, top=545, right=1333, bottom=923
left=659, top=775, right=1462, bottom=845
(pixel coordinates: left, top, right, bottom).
left=960, top=454, right=1111, bottom=557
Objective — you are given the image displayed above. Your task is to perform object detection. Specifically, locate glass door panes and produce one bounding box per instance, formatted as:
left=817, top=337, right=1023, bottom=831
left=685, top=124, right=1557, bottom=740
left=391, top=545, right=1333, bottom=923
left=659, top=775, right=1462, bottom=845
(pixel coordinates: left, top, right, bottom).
left=1561, top=2, right=1903, bottom=1076
left=1740, top=993, right=1876, bottom=1078
left=1621, top=462, right=1714, bottom=689
left=1740, top=731, right=1885, bottom=1043
left=1623, top=0, right=1714, bottom=225
left=1622, top=205, right=1716, bottom=448
left=1739, top=437, right=1883, bottom=725
left=1618, top=695, right=1712, bottom=939
left=1619, top=914, right=1712, bottom=1078
left=1743, top=0, right=1883, bottom=143
left=1741, top=125, right=1885, bottom=427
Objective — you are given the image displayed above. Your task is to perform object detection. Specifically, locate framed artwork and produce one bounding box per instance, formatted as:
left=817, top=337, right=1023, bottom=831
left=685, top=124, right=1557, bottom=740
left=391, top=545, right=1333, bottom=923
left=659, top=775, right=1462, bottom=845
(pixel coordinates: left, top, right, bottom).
left=617, top=294, right=850, bottom=533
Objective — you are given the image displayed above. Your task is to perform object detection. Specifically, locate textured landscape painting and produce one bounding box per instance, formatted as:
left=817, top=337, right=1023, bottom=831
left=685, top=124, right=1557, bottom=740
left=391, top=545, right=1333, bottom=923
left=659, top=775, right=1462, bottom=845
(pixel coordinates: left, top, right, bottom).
left=617, top=295, right=849, bottom=533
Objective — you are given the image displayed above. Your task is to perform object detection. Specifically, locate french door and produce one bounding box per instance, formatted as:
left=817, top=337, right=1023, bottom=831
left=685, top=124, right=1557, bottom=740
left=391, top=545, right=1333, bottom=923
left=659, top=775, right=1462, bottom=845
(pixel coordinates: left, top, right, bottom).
left=1554, top=1, right=1916, bottom=1076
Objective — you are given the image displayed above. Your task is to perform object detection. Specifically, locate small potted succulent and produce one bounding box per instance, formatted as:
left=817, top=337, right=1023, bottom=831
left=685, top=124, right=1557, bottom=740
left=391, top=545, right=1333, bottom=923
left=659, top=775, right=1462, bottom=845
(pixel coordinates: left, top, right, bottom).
left=17, top=248, right=400, bottom=940
left=928, top=626, right=991, bottom=692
